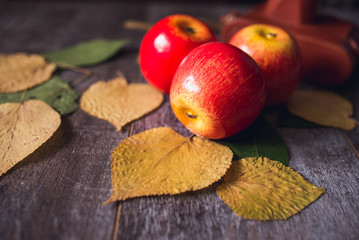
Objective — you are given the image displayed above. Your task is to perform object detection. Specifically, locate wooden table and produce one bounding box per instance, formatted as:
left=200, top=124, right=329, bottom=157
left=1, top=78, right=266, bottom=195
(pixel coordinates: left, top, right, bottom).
left=1, top=2, right=359, bottom=240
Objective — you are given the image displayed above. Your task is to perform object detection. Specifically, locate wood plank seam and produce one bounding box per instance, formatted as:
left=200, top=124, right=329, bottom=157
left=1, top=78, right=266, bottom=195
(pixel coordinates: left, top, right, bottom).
left=111, top=118, right=134, bottom=240
left=111, top=204, right=122, bottom=240
left=111, top=65, right=141, bottom=240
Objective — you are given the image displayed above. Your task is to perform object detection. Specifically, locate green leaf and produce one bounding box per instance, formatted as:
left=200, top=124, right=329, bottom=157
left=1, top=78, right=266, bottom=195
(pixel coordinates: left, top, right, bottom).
left=42, top=39, right=129, bottom=67
left=220, top=116, right=289, bottom=166
left=0, top=76, right=79, bottom=115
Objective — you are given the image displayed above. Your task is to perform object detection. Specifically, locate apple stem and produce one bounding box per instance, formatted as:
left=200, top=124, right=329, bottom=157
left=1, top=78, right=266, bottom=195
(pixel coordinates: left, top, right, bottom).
left=186, top=27, right=195, bottom=34
left=185, top=112, right=198, bottom=119
left=52, top=61, right=94, bottom=87
left=266, top=32, right=277, bottom=39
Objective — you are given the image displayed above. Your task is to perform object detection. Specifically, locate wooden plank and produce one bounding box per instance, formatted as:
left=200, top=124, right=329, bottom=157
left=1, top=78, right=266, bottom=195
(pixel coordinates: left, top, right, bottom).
left=114, top=80, right=359, bottom=240
left=115, top=98, right=359, bottom=240
left=0, top=2, right=359, bottom=240
left=0, top=2, right=148, bottom=240
left=0, top=4, right=29, bottom=49
left=113, top=3, right=359, bottom=240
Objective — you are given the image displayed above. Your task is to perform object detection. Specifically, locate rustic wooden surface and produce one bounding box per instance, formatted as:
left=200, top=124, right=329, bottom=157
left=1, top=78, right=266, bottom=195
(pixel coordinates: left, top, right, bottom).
left=0, top=2, right=359, bottom=240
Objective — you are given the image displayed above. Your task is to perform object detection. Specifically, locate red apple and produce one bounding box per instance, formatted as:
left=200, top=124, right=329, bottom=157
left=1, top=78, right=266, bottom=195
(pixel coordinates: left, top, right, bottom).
left=170, top=42, right=266, bottom=139
left=139, top=14, right=217, bottom=94
left=229, top=24, right=301, bottom=106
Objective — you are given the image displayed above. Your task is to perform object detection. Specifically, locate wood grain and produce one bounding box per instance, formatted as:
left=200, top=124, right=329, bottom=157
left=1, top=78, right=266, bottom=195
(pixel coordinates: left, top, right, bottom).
left=0, top=2, right=358, bottom=240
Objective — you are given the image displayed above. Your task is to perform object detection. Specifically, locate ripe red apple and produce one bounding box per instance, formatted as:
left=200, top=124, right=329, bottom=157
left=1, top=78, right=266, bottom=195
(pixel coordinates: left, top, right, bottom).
left=229, top=24, right=301, bottom=106
left=139, top=14, right=217, bottom=94
left=170, top=42, right=266, bottom=139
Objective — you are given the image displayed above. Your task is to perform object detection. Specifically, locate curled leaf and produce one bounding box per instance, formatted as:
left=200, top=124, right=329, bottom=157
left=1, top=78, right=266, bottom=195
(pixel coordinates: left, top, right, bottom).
left=80, top=76, right=163, bottom=131
left=0, top=100, right=61, bottom=176
left=105, top=127, right=233, bottom=203
left=0, top=76, right=79, bottom=115
left=42, top=39, right=129, bottom=67
left=216, top=157, right=325, bottom=221
left=0, top=53, right=56, bottom=93
left=287, top=90, right=355, bottom=130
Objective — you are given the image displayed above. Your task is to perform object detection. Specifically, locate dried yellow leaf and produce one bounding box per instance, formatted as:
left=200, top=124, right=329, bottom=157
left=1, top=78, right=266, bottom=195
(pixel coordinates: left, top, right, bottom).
left=105, top=127, right=233, bottom=203
left=0, top=100, right=61, bottom=176
left=216, top=157, right=325, bottom=221
left=80, top=77, right=163, bottom=131
left=0, top=53, right=56, bottom=93
left=287, top=90, right=355, bottom=130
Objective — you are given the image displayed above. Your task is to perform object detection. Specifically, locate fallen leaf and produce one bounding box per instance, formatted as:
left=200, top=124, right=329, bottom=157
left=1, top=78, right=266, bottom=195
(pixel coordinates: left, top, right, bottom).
left=105, top=127, right=233, bottom=203
left=0, top=53, right=56, bottom=93
left=80, top=76, right=163, bottom=131
left=220, top=116, right=289, bottom=166
left=0, top=76, right=79, bottom=115
left=216, top=157, right=325, bottom=221
left=42, top=39, right=129, bottom=67
left=287, top=90, right=355, bottom=130
left=0, top=100, right=61, bottom=176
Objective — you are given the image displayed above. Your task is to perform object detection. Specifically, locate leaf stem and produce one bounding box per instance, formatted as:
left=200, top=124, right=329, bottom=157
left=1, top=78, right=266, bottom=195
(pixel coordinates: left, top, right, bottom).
left=116, top=70, right=126, bottom=80
left=54, top=61, right=93, bottom=87
left=123, top=20, right=153, bottom=31
left=20, top=91, right=26, bottom=103
left=188, top=133, right=196, bottom=140
left=71, top=71, right=93, bottom=87
left=54, top=61, right=92, bottom=75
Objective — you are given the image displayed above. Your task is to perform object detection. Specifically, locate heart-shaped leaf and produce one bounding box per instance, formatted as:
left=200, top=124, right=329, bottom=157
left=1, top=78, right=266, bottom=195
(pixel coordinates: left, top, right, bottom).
left=42, top=39, right=129, bottom=67
left=0, top=53, right=56, bottom=93
left=220, top=116, right=289, bottom=166
left=80, top=76, right=163, bottom=131
left=0, top=100, right=61, bottom=176
left=105, top=127, right=233, bottom=203
left=216, top=157, right=325, bottom=220
left=0, top=76, right=79, bottom=115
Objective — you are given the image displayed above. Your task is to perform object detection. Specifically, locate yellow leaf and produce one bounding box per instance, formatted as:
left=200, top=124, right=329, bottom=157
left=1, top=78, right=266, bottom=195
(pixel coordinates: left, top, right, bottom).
left=287, top=90, right=355, bottom=130
left=0, top=53, right=56, bottom=93
left=216, top=157, right=325, bottom=220
left=0, top=100, right=61, bottom=176
left=105, top=127, right=233, bottom=203
left=80, top=76, right=163, bottom=131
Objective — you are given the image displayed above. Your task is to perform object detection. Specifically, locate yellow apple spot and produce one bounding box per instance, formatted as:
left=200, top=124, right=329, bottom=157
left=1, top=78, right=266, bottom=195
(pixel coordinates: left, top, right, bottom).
left=171, top=104, right=200, bottom=130
left=239, top=25, right=295, bottom=55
